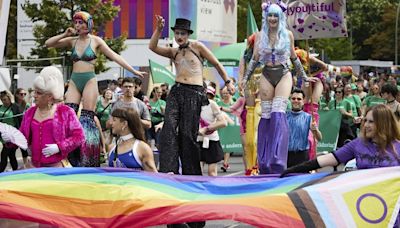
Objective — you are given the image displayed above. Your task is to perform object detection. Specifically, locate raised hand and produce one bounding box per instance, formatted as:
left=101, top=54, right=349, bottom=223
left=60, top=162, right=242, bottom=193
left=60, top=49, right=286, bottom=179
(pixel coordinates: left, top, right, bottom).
left=155, top=15, right=165, bottom=31
left=64, top=27, right=76, bottom=37
left=135, top=71, right=148, bottom=78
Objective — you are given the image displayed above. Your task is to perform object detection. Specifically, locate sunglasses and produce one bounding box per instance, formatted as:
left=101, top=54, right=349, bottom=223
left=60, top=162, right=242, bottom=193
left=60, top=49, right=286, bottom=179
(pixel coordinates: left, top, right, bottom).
left=335, top=91, right=342, bottom=94
left=291, top=97, right=302, bottom=101
left=19, top=93, right=27, bottom=96
left=268, top=13, right=279, bottom=18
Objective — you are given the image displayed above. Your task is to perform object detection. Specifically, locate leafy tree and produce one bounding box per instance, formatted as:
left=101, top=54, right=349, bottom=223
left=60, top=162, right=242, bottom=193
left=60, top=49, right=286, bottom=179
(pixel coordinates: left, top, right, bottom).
left=364, top=3, right=397, bottom=61
left=5, top=0, right=17, bottom=60
left=347, top=0, right=394, bottom=59
left=22, top=0, right=126, bottom=74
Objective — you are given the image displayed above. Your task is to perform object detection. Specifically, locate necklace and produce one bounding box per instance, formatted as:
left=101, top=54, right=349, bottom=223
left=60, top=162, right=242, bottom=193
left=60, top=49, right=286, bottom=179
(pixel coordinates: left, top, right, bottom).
left=387, top=99, right=396, bottom=104
left=118, top=133, right=134, bottom=143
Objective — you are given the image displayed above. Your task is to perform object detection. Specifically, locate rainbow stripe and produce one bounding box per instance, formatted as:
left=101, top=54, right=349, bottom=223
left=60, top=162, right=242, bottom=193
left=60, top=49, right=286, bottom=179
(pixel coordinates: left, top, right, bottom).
left=0, top=167, right=399, bottom=227
left=99, top=0, right=169, bottom=39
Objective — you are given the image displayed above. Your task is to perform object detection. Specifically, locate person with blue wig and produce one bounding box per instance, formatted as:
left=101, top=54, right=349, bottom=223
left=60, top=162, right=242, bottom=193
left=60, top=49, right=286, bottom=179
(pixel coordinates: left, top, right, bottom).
left=242, top=0, right=318, bottom=174
left=45, top=11, right=147, bottom=167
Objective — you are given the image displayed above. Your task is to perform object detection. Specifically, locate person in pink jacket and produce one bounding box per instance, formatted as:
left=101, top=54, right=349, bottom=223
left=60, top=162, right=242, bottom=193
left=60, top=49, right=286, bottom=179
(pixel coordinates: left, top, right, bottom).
left=19, top=66, right=85, bottom=167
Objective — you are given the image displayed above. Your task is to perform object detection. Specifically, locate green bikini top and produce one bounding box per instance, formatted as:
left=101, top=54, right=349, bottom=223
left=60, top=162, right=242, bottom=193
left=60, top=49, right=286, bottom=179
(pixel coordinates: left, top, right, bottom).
left=71, top=38, right=97, bottom=64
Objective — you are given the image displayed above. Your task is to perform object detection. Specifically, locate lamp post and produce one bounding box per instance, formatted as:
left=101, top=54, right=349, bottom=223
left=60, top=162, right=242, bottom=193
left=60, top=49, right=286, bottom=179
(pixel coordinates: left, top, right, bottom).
left=396, top=1, right=400, bottom=66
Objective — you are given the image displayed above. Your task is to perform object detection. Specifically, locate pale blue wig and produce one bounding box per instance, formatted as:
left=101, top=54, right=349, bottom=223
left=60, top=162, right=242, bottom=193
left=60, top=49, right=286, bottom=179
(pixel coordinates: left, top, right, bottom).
left=259, top=3, right=290, bottom=61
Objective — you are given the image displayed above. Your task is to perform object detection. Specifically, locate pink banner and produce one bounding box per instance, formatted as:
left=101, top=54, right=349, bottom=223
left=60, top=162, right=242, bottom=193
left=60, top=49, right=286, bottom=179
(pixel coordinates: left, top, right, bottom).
left=286, top=0, right=347, bottom=40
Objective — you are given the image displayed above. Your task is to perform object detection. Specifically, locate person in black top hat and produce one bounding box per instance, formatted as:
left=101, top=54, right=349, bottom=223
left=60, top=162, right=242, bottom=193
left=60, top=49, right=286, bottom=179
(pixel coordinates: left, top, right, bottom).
left=150, top=16, right=234, bottom=228
left=149, top=16, right=234, bottom=175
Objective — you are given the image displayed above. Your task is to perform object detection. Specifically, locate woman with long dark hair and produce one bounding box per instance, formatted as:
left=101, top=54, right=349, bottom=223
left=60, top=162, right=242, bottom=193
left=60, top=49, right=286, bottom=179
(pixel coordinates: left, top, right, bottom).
left=108, top=108, right=157, bottom=172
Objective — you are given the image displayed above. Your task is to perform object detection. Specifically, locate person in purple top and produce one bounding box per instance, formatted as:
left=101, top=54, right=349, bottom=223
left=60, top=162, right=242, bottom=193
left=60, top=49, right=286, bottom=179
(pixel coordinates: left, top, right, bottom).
left=281, top=104, right=400, bottom=226
left=281, top=104, right=400, bottom=174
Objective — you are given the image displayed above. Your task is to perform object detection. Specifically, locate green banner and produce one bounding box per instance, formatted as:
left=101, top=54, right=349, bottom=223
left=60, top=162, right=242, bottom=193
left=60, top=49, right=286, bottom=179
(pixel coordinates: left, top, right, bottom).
left=148, top=60, right=175, bottom=85
left=317, top=110, right=342, bottom=153
left=218, top=112, right=243, bottom=154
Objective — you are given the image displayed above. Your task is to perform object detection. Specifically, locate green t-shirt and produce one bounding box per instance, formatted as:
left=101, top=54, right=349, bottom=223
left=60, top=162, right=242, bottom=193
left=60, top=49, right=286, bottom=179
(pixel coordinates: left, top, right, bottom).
left=364, top=95, right=386, bottom=108
left=344, top=96, right=358, bottom=118
left=149, top=99, right=166, bottom=124
left=329, top=99, right=353, bottom=124
left=352, top=94, right=362, bottom=109
left=217, top=100, right=234, bottom=108
left=0, top=105, right=16, bottom=127
left=319, top=97, right=329, bottom=110
left=95, top=100, right=112, bottom=130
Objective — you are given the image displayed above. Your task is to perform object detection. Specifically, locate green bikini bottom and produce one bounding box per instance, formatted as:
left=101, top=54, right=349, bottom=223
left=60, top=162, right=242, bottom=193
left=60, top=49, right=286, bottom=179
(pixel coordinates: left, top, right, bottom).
left=70, top=72, right=96, bottom=94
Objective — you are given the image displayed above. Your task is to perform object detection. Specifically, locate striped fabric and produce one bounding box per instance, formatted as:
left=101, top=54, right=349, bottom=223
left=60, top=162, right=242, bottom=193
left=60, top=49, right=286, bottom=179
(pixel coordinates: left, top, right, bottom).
left=0, top=167, right=399, bottom=227
left=98, top=0, right=169, bottom=39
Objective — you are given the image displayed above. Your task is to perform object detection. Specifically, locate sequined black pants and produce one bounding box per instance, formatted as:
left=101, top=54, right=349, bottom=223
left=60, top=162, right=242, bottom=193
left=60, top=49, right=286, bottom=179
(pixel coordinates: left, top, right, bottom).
left=159, top=83, right=208, bottom=175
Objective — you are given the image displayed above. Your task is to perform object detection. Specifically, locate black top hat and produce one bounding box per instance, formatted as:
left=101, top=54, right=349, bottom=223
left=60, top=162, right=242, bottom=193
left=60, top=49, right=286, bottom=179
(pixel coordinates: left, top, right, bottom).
left=171, top=18, right=193, bottom=34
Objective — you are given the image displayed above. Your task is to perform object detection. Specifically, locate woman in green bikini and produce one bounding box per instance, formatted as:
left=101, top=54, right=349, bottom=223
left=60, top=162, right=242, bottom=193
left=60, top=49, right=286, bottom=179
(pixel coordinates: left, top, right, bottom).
left=45, top=11, right=146, bottom=167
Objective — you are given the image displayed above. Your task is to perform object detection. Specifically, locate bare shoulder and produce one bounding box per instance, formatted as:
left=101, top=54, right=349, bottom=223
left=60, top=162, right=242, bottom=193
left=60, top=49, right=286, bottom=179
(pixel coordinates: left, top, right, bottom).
left=92, top=35, right=106, bottom=45
left=137, top=140, right=152, bottom=154
left=191, top=40, right=205, bottom=50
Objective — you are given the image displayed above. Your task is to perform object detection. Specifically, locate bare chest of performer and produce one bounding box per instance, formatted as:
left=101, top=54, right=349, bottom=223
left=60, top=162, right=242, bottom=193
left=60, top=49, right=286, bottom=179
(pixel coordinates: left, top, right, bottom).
left=172, top=42, right=204, bottom=86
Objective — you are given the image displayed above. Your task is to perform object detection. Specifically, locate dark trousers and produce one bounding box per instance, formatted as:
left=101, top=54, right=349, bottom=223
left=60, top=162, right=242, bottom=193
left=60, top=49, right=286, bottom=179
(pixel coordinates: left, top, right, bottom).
left=147, top=123, right=161, bottom=147
left=0, top=145, right=18, bottom=172
left=159, top=83, right=207, bottom=228
left=20, top=149, right=29, bottom=157
left=159, top=83, right=207, bottom=175
left=287, top=150, right=309, bottom=168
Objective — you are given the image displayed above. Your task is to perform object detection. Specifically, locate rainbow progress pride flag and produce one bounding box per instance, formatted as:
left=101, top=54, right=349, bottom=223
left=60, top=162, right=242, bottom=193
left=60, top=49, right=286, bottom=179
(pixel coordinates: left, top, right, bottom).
left=0, top=167, right=399, bottom=227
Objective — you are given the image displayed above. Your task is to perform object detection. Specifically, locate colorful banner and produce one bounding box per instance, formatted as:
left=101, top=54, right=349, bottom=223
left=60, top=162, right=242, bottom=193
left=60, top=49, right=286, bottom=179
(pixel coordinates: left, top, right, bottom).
left=169, top=0, right=198, bottom=40
left=317, top=110, right=342, bottom=152
left=286, top=0, right=348, bottom=40
left=0, top=0, right=11, bottom=63
left=148, top=59, right=175, bottom=85
left=0, top=167, right=399, bottom=227
left=196, top=0, right=237, bottom=43
left=99, top=0, right=169, bottom=39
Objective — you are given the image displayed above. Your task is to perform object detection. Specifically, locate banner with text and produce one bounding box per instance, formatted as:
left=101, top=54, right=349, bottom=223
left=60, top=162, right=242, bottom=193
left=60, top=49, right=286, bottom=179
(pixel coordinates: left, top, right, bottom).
left=218, top=111, right=242, bottom=154
left=0, top=0, right=11, bottom=63
left=317, top=110, right=341, bottom=153
left=286, top=0, right=348, bottom=40
left=217, top=110, right=341, bottom=154
left=148, top=59, right=176, bottom=85
left=196, top=0, right=237, bottom=43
